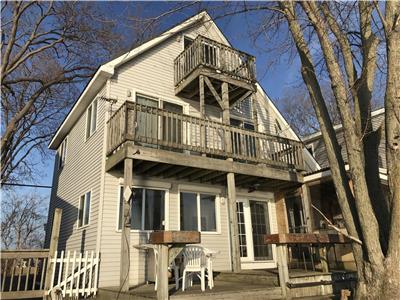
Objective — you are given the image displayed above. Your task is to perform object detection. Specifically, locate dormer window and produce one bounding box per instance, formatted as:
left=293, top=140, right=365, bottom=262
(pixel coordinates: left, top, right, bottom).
left=86, top=99, right=98, bottom=139
left=58, top=137, right=68, bottom=169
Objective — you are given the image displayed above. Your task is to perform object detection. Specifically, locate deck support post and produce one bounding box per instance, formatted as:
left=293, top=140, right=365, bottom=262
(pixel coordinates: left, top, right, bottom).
left=120, top=158, right=133, bottom=291
left=301, top=184, right=314, bottom=232
left=157, top=245, right=169, bottom=300
left=221, top=81, right=241, bottom=272
left=276, top=244, right=290, bottom=298
left=227, top=171, right=241, bottom=273
left=199, top=75, right=206, bottom=154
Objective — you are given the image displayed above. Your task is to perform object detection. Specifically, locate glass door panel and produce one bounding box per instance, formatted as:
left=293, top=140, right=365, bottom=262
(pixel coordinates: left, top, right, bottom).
left=162, top=102, right=183, bottom=146
left=136, top=95, right=158, bottom=143
left=249, top=201, right=272, bottom=261
left=236, top=202, right=248, bottom=258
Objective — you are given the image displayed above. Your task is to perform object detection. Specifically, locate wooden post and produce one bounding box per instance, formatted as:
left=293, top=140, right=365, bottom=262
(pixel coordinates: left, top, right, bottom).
left=157, top=245, right=169, bottom=300
left=120, top=158, right=133, bottom=291
left=301, top=185, right=314, bottom=232
left=221, top=81, right=241, bottom=272
left=251, top=96, right=261, bottom=158
left=44, top=208, right=62, bottom=299
left=199, top=75, right=206, bottom=153
left=276, top=245, right=290, bottom=298
left=319, top=246, right=329, bottom=273
left=221, top=82, right=232, bottom=153
left=227, top=172, right=241, bottom=273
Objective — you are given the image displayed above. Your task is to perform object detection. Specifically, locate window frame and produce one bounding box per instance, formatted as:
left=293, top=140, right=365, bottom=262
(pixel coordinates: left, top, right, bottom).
left=85, top=99, right=98, bottom=140
left=58, top=136, right=68, bottom=169
left=116, top=185, right=169, bottom=232
left=182, top=35, right=194, bottom=50
left=178, top=190, right=220, bottom=234
left=77, top=190, right=91, bottom=229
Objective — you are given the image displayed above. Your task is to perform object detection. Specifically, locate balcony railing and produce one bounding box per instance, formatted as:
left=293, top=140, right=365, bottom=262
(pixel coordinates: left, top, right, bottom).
left=107, top=102, right=304, bottom=170
left=174, top=35, right=256, bottom=86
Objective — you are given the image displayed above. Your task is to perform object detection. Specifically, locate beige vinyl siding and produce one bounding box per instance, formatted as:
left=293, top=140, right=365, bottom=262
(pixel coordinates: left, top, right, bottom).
left=45, top=87, right=107, bottom=252
left=99, top=172, right=232, bottom=287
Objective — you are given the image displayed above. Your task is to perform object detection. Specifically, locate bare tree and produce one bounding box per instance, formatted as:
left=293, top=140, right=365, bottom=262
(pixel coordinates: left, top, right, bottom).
left=256, top=2, right=398, bottom=298
left=1, top=192, right=47, bottom=249
left=280, top=85, right=341, bottom=137
left=0, top=1, right=122, bottom=184
left=165, top=1, right=398, bottom=297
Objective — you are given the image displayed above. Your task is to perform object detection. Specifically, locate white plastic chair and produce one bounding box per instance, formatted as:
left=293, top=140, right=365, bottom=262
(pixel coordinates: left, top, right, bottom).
left=181, top=246, right=206, bottom=291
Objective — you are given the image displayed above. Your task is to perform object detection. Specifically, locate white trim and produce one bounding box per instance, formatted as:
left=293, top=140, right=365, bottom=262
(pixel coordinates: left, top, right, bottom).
left=115, top=185, right=169, bottom=232
left=49, top=68, right=112, bottom=149
left=236, top=195, right=277, bottom=268
left=178, top=188, right=221, bottom=234
left=77, top=190, right=92, bottom=229
left=96, top=82, right=110, bottom=253
left=304, top=164, right=388, bottom=184
left=132, top=88, right=190, bottom=115
left=49, top=11, right=215, bottom=149
left=85, top=98, right=98, bottom=141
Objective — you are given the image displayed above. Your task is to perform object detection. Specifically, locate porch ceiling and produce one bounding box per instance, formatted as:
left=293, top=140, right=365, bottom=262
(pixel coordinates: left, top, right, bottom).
left=106, top=143, right=303, bottom=191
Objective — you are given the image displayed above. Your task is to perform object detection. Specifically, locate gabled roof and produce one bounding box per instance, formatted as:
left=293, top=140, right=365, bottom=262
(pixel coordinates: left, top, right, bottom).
left=48, top=8, right=320, bottom=175
left=49, top=11, right=222, bottom=149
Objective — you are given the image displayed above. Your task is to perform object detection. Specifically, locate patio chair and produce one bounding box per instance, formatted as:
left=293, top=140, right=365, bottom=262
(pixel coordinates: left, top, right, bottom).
left=181, top=246, right=215, bottom=291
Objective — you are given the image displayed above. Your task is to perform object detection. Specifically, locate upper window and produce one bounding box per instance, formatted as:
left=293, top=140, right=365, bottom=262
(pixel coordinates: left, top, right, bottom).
left=183, top=36, right=193, bottom=49
left=180, top=192, right=217, bottom=232
left=118, top=187, right=165, bottom=231
left=86, top=99, right=98, bottom=139
left=58, top=137, right=68, bottom=169
left=78, top=191, right=91, bottom=228
left=274, top=119, right=282, bottom=134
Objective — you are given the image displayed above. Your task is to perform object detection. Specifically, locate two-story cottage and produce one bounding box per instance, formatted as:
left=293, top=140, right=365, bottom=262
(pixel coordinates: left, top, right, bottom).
left=45, top=11, right=318, bottom=288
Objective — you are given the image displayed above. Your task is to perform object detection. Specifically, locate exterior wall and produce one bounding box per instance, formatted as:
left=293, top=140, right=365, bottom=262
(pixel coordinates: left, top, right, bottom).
left=45, top=87, right=107, bottom=252
left=97, top=169, right=278, bottom=287
left=46, top=15, right=291, bottom=289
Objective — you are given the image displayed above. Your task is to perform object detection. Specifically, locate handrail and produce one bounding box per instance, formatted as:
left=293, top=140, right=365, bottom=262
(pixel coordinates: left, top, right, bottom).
left=106, top=102, right=304, bottom=170
left=174, top=35, right=256, bottom=86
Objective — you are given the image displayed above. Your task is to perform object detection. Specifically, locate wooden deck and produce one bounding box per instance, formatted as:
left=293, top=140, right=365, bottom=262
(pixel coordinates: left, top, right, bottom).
left=97, top=269, right=356, bottom=300
left=174, top=35, right=256, bottom=105
left=106, top=102, right=304, bottom=184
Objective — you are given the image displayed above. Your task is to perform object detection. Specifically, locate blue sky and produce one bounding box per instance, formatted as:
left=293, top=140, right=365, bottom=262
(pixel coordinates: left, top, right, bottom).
left=16, top=2, right=303, bottom=205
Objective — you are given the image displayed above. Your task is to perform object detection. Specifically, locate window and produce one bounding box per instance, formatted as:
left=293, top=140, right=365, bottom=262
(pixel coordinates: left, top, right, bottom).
left=306, top=145, right=314, bottom=156
left=274, top=119, right=282, bottom=135
left=180, top=192, right=217, bottom=232
left=118, top=187, right=165, bottom=231
left=58, top=137, right=68, bottom=168
left=86, top=99, right=98, bottom=139
left=184, top=36, right=193, bottom=49
left=78, top=191, right=91, bottom=228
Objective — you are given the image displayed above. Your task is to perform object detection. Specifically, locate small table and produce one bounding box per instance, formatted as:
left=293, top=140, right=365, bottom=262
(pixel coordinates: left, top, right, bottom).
left=150, top=231, right=201, bottom=300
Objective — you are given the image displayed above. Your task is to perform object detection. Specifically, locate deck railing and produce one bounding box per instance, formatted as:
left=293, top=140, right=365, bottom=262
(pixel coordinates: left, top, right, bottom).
left=174, top=35, right=256, bottom=86
left=1, top=250, right=49, bottom=299
left=107, top=102, right=304, bottom=170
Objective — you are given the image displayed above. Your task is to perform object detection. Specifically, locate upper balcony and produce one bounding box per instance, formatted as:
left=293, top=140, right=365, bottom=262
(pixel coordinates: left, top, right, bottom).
left=174, top=36, right=256, bottom=106
left=106, top=102, right=304, bottom=174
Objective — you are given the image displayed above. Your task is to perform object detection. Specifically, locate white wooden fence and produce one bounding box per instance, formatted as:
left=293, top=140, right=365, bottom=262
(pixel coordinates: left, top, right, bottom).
left=48, top=250, right=99, bottom=298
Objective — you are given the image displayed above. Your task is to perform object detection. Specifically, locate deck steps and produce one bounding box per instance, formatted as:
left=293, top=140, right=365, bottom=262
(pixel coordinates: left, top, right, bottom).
left=214, top=270, right=280, bottom=287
